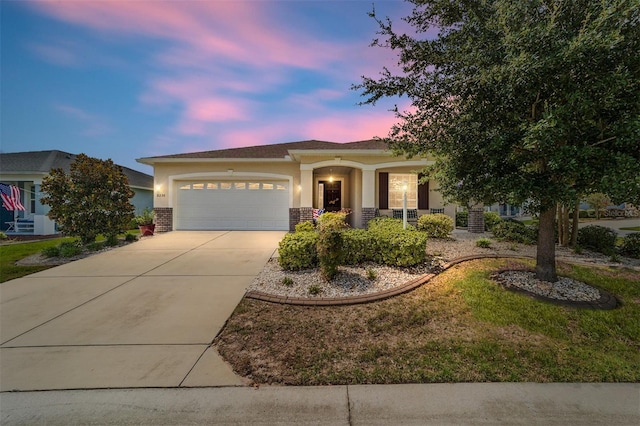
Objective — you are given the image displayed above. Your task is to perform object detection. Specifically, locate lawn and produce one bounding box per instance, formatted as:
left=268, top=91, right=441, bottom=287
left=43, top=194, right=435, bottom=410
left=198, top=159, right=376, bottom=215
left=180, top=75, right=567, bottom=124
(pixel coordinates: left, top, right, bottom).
left=0, top=237, right=74, bottom=282
left=620, top=226, right=640, bottom=232
left=0, top=231, right=140, bottom=283
left=215, top=258, right=640, bottom=385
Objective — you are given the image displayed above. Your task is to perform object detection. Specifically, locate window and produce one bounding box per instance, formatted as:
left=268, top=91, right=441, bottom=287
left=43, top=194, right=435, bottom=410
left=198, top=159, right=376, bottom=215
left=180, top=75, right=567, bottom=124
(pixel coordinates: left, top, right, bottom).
left=388, top=174, right=417, bottom=209
left=234, top=182, right=246, bottom=190
left=206, top=183, right=218, bottom=190
left=179, top=184, right=191, bottom=190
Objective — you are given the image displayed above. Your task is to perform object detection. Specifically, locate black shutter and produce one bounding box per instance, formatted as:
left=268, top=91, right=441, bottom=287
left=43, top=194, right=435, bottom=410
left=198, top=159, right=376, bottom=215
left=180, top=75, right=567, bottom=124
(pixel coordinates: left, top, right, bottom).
left=418, top=175, right=429, bottom=210
left=379, top=172, right=388, bottom=209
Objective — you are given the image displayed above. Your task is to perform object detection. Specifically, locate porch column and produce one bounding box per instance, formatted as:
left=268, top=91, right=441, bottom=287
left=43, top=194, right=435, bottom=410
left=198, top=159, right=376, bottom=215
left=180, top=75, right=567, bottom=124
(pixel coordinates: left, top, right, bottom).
left=361, top=168, right=375, bottom=208
left=300, top=167, right=313, bottom=207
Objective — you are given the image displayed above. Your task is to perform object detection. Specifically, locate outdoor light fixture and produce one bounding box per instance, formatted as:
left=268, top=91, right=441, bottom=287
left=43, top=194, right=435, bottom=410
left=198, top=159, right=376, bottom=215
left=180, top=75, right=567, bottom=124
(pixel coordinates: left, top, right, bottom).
left=329, top=168, right=334, bottom=182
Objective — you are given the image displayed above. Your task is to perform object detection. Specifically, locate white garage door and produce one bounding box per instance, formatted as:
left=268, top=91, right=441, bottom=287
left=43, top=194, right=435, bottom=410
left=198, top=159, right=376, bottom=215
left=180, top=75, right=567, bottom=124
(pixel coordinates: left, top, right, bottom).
left=176, top=181, right=290, bottom=230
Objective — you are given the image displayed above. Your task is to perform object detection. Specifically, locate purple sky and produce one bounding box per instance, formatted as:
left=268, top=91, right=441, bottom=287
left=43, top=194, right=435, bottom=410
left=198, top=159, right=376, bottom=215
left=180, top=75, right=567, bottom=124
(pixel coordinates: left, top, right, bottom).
left=2, top=0, right=417, bottom=173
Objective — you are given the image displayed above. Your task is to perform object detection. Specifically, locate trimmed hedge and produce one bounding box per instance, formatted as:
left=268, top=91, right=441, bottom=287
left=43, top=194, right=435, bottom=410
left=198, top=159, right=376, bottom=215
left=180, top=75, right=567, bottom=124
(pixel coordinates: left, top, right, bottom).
left=279, top=216, right=428, bottom=270
left=278, top=231, right=318, bottom=270
left=417, top=213, right=454, bottom=238
left=577, top=225, right=617, bottom=255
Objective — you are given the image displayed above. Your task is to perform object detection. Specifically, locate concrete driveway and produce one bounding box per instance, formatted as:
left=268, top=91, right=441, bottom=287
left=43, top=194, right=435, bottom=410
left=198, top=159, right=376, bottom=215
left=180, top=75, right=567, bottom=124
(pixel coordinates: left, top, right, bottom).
left=0, top=231, right=285, bottom=391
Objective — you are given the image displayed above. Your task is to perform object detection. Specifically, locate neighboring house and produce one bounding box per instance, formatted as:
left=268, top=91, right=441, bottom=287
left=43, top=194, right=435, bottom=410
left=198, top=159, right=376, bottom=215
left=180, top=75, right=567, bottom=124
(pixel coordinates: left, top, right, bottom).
left=137, top=139, right=456, bottom=232
left=0, top=150, right=153, bottom=235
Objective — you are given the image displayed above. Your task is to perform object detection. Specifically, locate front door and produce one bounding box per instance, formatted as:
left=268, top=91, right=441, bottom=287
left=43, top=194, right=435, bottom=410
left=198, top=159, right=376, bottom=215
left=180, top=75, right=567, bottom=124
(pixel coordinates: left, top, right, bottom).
left=322, top=181, right=341, bottom=212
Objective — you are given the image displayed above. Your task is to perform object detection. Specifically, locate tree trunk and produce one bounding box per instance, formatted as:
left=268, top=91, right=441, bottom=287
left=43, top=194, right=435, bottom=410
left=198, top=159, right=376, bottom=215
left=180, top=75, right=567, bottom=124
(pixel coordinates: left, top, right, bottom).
left=562, top=205, right=570, bottom=246
left=570, top=201, right=579, bottom=246
left=536, top=206, right=558, bottom=282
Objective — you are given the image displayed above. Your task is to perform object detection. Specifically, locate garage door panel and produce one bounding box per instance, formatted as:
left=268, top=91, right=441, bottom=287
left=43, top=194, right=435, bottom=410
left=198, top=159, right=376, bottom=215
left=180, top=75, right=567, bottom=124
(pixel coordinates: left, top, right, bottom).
left=176, top=181, right=289, bottom=231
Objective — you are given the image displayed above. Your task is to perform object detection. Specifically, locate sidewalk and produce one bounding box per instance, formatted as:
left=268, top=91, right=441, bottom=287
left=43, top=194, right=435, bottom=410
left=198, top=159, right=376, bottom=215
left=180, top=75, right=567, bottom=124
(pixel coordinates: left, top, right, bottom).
left=2, top=383, right=639, bottom=425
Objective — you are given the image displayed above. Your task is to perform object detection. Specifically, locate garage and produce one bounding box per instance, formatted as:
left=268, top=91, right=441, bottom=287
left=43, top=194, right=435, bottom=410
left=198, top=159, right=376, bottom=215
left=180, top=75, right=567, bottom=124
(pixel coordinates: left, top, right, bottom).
left=175, top=180, right=290, bottom=230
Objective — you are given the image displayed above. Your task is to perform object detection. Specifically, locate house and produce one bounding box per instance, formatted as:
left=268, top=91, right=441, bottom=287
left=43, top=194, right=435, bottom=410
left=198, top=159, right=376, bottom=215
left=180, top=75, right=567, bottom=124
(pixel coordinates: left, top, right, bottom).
left=137, top=139, right=456, bottom=232
left=0, top=150, right=153, bottom=235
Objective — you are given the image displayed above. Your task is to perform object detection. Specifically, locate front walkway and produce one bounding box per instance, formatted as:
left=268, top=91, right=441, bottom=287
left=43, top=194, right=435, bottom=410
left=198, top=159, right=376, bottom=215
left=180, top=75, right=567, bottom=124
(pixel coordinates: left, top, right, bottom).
left=0, top=231, right=285, bottom=391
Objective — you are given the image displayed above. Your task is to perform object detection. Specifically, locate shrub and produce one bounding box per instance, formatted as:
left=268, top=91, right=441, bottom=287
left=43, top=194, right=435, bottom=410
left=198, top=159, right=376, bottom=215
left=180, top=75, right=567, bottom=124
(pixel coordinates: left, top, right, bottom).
left=456, top=211, right=469, bottom=227
left=620, top=233, right=640, bottom=259
left=367, top=216, right=413, bottom=232
left=317, top=212, right=347, bottom=280
left=58, top=241, right=83, bottom=257
left=483, top=211, right=502, bottom=231
left=42, top=246, right=60, bottom=258
left=577, top=225, right=617, bottom=255
left=281, top=276, right=294, bottom=286
left=417, top=213, right=454, bottom=238
left=476, top=238, right=492, bottom=248
left=370, top=229, right=428, bottom=266
left=308, top=284, right=322, bottom=295
left=366, top=267, right=377, bottom=280
left=86, top=241, right=104, bottom=252
left=295, top=221, right=315, bottom=233
left=0, top=231, right=7, bottom=240
left=125, top=232, right=137, bottom=242
left=278, top=231, right=318, bottom=270
left=342, top=229, right=372, bottom=265
left=105, top=234, right=119, bottom=247
left=492, top=220, right=537, bottom=244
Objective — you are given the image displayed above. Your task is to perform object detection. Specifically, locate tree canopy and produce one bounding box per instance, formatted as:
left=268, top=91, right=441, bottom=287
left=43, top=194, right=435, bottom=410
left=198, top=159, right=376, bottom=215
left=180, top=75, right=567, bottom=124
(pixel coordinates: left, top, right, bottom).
left=40, top=154, right=135, bottom=244
left=356, top=0, right=640, bottom=281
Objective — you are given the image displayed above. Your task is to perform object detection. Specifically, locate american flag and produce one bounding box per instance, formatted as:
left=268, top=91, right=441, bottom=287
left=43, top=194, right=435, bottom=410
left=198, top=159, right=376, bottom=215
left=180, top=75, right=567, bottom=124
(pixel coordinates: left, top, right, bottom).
left=0, top=183, right=25, bottom=211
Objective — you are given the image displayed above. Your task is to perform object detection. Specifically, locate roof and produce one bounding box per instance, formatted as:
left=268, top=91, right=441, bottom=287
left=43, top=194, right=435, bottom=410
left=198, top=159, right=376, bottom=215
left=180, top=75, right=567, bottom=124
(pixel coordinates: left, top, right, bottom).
left=0, top=150, right=153, bottom=189
left=138, top=139, right=390, bottom=162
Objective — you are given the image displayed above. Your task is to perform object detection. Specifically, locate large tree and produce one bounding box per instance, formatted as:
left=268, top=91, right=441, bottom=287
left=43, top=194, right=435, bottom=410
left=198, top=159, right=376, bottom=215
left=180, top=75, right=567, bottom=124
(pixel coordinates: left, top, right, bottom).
left=356, top=0, right=640, bottom=281
left=41, top=154, right=135, bottom=244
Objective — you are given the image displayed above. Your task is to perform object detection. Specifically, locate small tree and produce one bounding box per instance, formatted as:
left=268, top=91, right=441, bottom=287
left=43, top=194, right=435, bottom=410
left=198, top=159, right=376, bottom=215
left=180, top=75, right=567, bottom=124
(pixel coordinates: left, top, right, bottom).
left=585, top=193, right=611, bottom=220
left=40, top=154, right=135, bottom=244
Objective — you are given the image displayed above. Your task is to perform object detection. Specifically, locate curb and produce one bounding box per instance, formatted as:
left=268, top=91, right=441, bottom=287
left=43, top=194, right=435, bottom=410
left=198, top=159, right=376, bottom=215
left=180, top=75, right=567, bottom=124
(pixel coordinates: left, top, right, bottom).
left=245, top=254, right=620, bottom=309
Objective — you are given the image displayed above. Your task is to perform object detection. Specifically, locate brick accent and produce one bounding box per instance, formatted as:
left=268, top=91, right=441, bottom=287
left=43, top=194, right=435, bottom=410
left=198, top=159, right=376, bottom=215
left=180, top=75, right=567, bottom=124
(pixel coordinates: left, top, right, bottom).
left=289, top=207, right=314, bottom=232
left=468, top=208, right=485, bottom=233
left=361, top=207, right=377, bottom=228
left=289, top=208, right=300, bottom=232
left=154, top=207, right=173, bottom=232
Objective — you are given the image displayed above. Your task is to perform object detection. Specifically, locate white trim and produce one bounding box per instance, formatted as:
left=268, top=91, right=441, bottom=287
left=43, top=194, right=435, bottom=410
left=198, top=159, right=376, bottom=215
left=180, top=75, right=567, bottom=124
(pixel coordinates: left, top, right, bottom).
left=138, top=157, right=292, bottom=165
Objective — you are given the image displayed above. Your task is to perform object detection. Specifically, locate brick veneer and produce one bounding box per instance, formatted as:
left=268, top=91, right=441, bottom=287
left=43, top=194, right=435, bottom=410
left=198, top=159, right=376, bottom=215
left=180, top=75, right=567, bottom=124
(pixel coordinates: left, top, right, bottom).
left=289, top=207, right=314, bottom=232
left=361, top=207, right=377, bottom=228
left=468, top=207, right=485, bottom=233
left=154, top=207, right=173, bottom=232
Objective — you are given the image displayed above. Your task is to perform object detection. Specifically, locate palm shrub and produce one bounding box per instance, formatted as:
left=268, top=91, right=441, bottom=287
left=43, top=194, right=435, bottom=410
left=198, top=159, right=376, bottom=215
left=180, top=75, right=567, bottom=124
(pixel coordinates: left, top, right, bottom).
left=417, top=213, right=453, bottom=238
left=577, top=225, right=617, bottom=255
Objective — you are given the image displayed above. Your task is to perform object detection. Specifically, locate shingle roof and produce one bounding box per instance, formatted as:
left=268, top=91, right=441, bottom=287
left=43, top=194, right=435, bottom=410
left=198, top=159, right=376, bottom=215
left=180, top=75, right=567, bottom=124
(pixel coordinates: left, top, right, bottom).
left=0, top=150, right=153, bottom=189
left=144, top=139, right=389, bottom=160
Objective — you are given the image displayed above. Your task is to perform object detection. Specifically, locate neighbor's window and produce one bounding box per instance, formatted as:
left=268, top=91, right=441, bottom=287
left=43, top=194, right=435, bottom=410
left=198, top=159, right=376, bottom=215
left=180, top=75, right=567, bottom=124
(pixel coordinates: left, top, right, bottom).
left=388, top=174, right=417, bottom=209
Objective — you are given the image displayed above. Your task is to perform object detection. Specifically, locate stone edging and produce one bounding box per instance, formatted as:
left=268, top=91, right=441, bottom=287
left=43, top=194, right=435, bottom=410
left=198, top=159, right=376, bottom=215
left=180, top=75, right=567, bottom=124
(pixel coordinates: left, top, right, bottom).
left=244, top=254, right=619, bottom=309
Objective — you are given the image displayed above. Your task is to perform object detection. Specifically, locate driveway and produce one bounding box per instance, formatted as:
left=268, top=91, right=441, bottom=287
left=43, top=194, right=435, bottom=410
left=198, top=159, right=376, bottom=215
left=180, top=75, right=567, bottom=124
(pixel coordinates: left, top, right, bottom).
left=0, top=231, right=285, bottom=391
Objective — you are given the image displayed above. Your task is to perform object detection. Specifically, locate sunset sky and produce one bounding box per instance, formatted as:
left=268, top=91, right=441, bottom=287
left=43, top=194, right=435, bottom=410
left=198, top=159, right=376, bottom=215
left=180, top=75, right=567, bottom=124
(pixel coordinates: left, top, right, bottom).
left=1, top=0, right=419, bottom=173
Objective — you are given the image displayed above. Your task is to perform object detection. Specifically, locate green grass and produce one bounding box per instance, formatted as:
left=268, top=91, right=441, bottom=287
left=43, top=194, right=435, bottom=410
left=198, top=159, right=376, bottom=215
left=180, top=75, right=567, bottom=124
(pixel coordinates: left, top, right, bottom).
left=0, top=237, right=74, bottom=282
left=620, top=226, right=640, bottom=232
left=216, top=258, right=640, bottom=384
left=0, top=230, right=139, bottom=283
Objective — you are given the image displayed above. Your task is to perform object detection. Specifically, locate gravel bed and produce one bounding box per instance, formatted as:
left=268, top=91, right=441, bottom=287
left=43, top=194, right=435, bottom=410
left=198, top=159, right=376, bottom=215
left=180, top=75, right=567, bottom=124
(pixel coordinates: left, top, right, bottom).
left=492, top=270, right=601, bottom=301
left=250, top=259, right=434, bottom=299
left=248, top=229, right=639, bottom=302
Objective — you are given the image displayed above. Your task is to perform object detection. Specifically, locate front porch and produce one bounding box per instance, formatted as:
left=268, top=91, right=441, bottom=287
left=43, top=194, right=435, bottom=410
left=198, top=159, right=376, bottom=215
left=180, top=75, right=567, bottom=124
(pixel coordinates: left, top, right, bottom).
left=290, top=161, right=455, bottom=231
